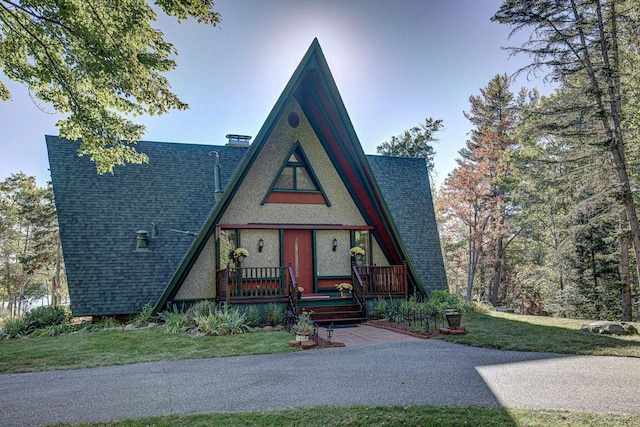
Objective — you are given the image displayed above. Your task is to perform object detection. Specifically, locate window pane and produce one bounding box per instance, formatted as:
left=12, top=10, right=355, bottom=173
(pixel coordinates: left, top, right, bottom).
left=275, top=167, right=294, bottom=189
left=296, top=167, right=317, bottom=190
left=354, top=231, right=368, bottom=267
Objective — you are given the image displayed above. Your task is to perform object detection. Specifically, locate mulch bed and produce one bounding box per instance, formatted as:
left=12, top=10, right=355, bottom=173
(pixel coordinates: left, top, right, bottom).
left=316, top=336, right=345, bottom=348
left=366, top=320, right=441, bottom=338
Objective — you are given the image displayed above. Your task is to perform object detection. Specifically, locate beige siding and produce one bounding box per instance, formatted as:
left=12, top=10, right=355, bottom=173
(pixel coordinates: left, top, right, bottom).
left=175, top=234, right=217, bottom=300
left=316, top=230, right=351, bottom=276
left=372, top=236, right=391, bottom=266
left=238, top=229, right=280, bottom=268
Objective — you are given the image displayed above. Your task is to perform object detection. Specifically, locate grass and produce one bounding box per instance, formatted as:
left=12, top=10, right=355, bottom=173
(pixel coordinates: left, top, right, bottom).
left=438, top=311, right=640, bottom=357
left=0, top=328, right=295, bottom=374
left=63, top=405, right=640, bottom=426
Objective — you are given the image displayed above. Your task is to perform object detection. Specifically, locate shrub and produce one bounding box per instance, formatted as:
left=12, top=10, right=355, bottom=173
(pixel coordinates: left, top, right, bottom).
left=371, top=297, right=388, bottom=319
left=24, top=306, right=71, bottom=331
left=429, top=290, right=464, bottom=313
left=160, top=306, right=192, bottom=334
left=131, top=302, right=154, bottom=327
left=31, top=322, right=82, bottom=337
left=187, top=300, right=218, bottom=318
left=463, top=299, right=493, bottom=314
left=245, top=305, right=261, bottom=327
left=194, top=307, right=250, bottom=335
left=0, top=316, right=29, bottom=336
left=265, top=303, right=284, bottom=325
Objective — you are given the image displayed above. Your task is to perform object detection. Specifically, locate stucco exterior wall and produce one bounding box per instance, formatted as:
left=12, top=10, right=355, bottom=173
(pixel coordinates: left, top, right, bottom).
left=175, top=234, right=216, bottom=300
left=316, top=230, right=351, bottom=276
left=371, top=236, right=391, bottom=266
left=220, top=99, right=367, bottom=226
left=238, top=229, right=280, bottom=268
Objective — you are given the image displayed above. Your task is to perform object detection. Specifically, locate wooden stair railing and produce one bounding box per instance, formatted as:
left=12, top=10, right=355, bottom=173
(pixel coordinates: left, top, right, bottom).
left=351, top=264, right=367, bottom=318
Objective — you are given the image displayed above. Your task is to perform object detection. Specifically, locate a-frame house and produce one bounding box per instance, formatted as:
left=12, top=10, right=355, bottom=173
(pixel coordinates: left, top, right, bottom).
left=47, top=39, right=447, bottom=321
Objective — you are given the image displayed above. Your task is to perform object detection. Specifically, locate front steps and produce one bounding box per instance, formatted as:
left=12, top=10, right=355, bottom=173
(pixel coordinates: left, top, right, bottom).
left=298, top=295, right=366, bottom=325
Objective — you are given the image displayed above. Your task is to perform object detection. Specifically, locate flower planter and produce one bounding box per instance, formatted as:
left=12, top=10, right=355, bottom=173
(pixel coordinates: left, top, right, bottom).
left=340, top=292, right=351, bottom=298
left=295, top=334, right=309, bottom=341
left=445, top=313, right=462, bottom=328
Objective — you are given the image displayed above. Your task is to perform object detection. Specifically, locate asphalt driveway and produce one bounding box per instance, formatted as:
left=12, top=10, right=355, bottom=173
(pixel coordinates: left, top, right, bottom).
left=1, top=339, right=639, bottom=426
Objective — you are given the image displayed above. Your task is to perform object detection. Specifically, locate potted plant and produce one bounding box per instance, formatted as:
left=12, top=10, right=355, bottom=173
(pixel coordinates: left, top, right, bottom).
left=232, top=248, right=249, bottom=262
left=336, top=282, right=353, bottom=298
left=292, top=310, right=315, bottom=341
left=429, top=290, right=463, bottom=328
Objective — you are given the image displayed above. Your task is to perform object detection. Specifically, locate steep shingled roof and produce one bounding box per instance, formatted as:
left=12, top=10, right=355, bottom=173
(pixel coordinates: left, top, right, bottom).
left=48, top=135, right=446, bottom=316
left=366, top=155, right=447, bottom=294
left=47, top=136, right=248, bottom=316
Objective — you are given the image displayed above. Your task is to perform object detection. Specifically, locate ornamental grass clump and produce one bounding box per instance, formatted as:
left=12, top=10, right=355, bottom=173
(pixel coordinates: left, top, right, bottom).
left=193, top=307, right=250, bottom=336
left=160, top=305, right=191, bottom=334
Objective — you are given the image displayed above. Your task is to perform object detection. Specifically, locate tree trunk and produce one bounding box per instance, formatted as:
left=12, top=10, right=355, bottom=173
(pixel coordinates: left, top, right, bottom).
left=619, top=210, right=633, bottom=322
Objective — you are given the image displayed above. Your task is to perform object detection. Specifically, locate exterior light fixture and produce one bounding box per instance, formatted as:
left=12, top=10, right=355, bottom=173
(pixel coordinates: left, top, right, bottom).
left=332, top=238, right=338, bottom=252
left=326, top=324, right=334, bottom=342
left=258, top=238, right=264, bottom=252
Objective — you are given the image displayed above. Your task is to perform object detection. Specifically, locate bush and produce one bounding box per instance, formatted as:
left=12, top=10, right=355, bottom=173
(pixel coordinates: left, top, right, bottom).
left=245, top=305, right=261, bottom=327
left=0, top=316, right=29, bottom=336
left=265, top=303, right=284, bottom=325
left=160, top=306, right=192, bottom=334
left=23, top=305, right=71, bottom=331
left=194, top=307, right=250, bottom=335
left=31, top=322, right=83, bottom=337
left=187, top=300, right=218, bottom=318
left=131, top=302, right=154, bottom=327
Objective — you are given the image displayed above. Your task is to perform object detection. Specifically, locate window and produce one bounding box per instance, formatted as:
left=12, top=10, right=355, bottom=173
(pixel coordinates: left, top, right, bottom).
left=353, top=230, right=369, bottom=267
left=262, top=141, right=331, bottom=206
left=274, top=150, right=319, bottom=191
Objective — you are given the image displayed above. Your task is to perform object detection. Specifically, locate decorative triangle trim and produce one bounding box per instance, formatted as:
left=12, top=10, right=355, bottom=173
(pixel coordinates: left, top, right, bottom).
left=261, top=141, right=331, bottom=206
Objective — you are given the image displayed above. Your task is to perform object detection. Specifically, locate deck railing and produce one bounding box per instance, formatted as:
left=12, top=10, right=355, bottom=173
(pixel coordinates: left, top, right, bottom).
left=355, top=262, right=408, bottom=297
left=217, top=266, right=286, bottom=300
left=217, top=262, right=408, bottom=303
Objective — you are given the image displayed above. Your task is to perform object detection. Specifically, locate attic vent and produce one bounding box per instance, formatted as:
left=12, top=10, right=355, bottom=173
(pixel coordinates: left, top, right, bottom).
left=136, top=230, right=149, bottom=251
left=226, top=134, right=252, bottom=146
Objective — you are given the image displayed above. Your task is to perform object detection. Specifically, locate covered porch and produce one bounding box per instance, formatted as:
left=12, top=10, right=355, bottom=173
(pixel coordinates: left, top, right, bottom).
left=216, top=263, right=409, bottom=323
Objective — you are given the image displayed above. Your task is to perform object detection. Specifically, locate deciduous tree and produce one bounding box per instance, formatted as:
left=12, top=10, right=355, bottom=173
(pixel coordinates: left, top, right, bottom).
left=0, top=0, right=220, bottom=173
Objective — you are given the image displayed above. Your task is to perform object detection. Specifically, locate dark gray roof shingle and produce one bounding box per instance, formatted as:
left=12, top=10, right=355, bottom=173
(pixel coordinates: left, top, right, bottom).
left=366, top=155, right=447, bottom=294
left=48, top=137, right=446, bottom=316
left=47, top=136, right=248, bottom=316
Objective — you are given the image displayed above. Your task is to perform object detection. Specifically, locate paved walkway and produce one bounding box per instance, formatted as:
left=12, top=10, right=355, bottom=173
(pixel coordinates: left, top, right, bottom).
left=2, top=339, right=640, bottom=426
left=317, top=323, right=420, bottom=346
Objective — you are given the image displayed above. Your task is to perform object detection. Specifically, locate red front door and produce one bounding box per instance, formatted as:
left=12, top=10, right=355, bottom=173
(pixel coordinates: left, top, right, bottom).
left=283, top=230, right=314, bottom=293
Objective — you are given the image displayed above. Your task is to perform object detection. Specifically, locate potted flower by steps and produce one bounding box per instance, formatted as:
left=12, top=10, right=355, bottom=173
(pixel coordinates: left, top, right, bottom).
left=336, top=282, right=353, bottom=298
left=292, top=310, right=315, bottom=341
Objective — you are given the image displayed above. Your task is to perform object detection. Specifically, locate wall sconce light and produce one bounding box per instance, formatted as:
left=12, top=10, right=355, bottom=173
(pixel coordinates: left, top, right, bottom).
left=332, top=238, right=338, bottom=252
left=258, top=238, right=264, bottom=252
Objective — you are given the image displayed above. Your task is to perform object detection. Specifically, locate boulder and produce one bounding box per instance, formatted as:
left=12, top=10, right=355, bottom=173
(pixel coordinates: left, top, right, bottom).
left=587, top=321, right=635, bottom=335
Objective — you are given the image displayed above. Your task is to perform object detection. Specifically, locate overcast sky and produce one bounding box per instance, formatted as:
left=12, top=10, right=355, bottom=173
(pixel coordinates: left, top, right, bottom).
left=0, top=0, right=554, bottom=188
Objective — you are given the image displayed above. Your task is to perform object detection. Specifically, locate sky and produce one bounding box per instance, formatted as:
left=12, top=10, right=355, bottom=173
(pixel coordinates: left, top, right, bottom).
left=0, top=0, right=555, bottom=188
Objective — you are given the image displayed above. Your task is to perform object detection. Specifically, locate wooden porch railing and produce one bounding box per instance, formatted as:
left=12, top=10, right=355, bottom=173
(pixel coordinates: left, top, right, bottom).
left=351, top=265, right=366, bottom=315
left=355, top=262, right=408, bottom=298
left=286, top=264, right=299, bottom=315
left=217, top=266, right=286, bottom=301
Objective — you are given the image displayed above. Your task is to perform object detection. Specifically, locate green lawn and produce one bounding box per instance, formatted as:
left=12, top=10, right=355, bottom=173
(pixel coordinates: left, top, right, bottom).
left=65, top=405, right=640, bottom=427
left=0, top=328, right=295, bottom=374
left=438, top=311, right=640, bottom=357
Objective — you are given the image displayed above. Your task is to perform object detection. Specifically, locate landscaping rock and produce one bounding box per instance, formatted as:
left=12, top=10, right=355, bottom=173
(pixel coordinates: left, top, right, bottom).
left=263, top=326, right=274, bottom=332
left=147, top=322, right=159, bottom=329
left=124, top=324, right=137, bottom=331
left=300, top=339, right=316, bottom=349
left=586, top=321, right=637, bottom=335
left=253, top=327, right=262, bottom=332
left=274, top=325, right=284, bottom=331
